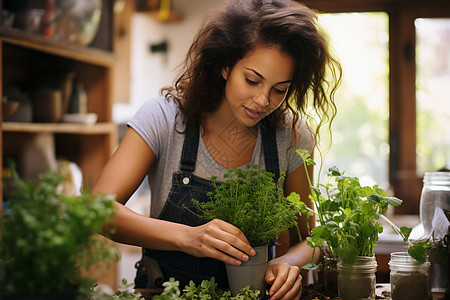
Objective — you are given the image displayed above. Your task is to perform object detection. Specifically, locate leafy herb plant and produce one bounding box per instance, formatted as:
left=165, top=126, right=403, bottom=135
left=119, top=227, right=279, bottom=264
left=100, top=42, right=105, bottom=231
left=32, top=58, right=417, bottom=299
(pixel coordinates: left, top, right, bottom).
left=153, top=277, right=261, bottom=300
left=295, top=149, right=424, bottom=266
left=91, top=278, right=145, bottom=300
left=0, top=165, right=119, bottom=298
left=192, top=164, right=309, bottom=245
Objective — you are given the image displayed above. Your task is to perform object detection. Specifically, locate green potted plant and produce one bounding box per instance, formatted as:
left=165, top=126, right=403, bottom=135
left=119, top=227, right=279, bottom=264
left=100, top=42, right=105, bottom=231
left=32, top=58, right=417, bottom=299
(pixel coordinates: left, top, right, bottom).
left=295, top=149, right=418, bottom=298
left=152, top=277, right=260, bottom=300
left=192, top=164, right=309, bottom=296
left=0, top=164, right=119, bottom=299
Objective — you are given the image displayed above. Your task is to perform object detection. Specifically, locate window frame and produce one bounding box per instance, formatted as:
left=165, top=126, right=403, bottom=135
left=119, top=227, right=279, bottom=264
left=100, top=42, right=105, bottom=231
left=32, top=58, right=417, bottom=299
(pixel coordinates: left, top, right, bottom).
left=302, top=0, right=450, bottom=214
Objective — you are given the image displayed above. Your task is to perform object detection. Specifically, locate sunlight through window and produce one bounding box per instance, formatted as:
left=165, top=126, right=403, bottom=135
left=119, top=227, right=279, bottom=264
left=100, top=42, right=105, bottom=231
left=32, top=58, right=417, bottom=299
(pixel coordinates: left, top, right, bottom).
left=315, top=13, right=390, bottom=188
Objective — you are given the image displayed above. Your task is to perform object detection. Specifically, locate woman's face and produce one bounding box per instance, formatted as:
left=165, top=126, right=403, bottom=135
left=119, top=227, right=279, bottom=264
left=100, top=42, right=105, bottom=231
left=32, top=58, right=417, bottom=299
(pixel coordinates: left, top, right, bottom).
left=221, top=45, right=294, bottom=128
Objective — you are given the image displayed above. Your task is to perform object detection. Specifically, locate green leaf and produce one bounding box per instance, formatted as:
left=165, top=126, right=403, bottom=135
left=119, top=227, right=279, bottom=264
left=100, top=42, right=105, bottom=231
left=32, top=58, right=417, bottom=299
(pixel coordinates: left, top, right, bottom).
left=383, top=196, right=403, bottom=207
left=328, top=166, right=341, bottom=176
left=339, top=245, right=358, bottom=264
left=311, top=225, right=329, bottom=244
left=367, top=194, right=381, bottom=204
left=295, top=149, right=311, bottom=161
left=400, top=226, right=412, bottom=241
left=286, top=192, right=301, bottom=204
left=301, top=262, right=322, bottom=271
left=408, top=242, right=427, bottom=263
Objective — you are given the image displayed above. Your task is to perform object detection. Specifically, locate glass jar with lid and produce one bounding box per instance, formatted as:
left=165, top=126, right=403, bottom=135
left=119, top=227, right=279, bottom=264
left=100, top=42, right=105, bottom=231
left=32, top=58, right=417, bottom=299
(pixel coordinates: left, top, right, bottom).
left=389, top=251, right=431, bottom=300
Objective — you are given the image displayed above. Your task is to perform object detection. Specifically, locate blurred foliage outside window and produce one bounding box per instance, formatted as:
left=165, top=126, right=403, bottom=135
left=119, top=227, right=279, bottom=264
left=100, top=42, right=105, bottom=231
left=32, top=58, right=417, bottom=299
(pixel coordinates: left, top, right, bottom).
left=416, top=18, right=450, bottom=174
left=315, top=13, right=390, bottom=189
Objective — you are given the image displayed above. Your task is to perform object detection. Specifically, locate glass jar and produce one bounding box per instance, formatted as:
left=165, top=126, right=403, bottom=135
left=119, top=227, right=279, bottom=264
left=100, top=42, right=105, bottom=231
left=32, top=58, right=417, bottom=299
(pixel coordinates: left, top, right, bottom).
left=337, top=256, right=377, bottom=300
left=323, top=255, right=338, bottom=294
left=419, top=172, right=450, bottom=239
left=389, top=252, right=431, bottom=300
left=419, top=172, right=450, bottom=293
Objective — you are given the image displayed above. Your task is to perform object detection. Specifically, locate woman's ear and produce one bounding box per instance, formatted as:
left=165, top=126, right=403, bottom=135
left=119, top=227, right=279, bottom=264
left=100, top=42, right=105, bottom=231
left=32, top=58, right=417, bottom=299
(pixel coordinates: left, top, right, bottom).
left=221, top=67, right=229, bottom=80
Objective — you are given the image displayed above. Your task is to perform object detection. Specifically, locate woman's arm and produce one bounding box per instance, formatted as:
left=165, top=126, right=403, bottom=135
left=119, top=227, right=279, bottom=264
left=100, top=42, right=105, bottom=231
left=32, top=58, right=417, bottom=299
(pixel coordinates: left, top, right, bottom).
left=282, top=159, right=316, bottom=267
left=93, top=127, right=255, bottom=265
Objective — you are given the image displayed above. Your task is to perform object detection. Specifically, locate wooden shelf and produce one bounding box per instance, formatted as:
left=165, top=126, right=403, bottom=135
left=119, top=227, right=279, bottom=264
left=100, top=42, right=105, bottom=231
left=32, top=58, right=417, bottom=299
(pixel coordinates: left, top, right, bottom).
left=1, top=24, right=117, bottom=190
left=0, top=26, right=115, bottom=67
left=2, top=122, right=116, bottom=135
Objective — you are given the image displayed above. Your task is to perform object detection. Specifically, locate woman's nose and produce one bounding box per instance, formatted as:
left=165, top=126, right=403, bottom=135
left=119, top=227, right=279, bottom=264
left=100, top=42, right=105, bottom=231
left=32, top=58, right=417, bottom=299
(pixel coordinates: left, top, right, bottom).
left=253, top=89, right=270, bottom=107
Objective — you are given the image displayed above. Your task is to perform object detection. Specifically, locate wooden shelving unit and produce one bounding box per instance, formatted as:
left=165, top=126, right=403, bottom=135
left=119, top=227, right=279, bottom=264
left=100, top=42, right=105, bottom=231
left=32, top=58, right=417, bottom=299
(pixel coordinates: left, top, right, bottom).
left=0, top=26, right=117, bottom=203
left=0, top=24, right=119, bottom=289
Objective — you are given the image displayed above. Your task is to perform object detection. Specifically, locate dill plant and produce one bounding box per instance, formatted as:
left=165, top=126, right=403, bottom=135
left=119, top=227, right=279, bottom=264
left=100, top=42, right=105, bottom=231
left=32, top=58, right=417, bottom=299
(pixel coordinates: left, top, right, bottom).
left=192, top=164, right=308, bottom=245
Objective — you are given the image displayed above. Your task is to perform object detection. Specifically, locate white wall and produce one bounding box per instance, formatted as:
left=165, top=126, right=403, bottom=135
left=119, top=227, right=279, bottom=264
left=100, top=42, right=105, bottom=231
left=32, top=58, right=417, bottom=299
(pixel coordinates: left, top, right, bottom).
left=114, top=1, right=225, bottom=284
left=113, top=0, right=225, bottom=123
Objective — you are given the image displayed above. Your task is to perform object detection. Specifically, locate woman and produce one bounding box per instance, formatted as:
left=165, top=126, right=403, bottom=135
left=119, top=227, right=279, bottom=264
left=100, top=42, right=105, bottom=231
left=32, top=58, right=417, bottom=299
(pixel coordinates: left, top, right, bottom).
left=93, top=0, right=341, bottom=299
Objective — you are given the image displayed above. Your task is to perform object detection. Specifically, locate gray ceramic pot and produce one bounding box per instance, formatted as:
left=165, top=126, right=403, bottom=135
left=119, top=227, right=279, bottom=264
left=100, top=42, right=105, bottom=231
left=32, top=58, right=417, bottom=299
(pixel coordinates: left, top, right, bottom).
left=226, top=244, right=268, bottom=297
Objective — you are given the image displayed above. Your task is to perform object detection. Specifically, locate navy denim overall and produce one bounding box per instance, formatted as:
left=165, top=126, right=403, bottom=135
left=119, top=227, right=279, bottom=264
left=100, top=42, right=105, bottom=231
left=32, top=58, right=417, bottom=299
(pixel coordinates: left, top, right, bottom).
left=136, top=122, right=280, bottom=289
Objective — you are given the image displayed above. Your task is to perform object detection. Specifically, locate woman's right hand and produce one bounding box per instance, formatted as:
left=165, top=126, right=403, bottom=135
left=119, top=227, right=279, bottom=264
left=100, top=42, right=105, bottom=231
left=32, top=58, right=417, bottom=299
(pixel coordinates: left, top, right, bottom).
left=181, top=219, right=256, bottom=265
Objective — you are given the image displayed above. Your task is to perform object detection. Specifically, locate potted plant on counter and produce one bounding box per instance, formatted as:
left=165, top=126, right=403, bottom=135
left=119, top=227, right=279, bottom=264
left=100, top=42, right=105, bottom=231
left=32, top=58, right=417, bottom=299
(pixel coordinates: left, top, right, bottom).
left=0, top=164, right=119, bottom=299
left=192, top=164, right=311, bottom=296
left=295, top=149, right=416, bottom=299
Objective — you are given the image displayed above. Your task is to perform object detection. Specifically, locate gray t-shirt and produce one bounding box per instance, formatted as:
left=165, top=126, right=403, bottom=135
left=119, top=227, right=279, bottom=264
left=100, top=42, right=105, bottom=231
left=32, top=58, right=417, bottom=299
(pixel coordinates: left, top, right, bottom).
left=128, top=97, right=314, bottom=218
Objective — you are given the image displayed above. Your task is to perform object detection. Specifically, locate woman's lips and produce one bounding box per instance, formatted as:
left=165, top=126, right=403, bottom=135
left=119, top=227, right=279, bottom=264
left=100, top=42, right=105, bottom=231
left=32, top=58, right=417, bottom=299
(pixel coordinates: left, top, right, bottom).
left=244, top=106, right=264, bottom=119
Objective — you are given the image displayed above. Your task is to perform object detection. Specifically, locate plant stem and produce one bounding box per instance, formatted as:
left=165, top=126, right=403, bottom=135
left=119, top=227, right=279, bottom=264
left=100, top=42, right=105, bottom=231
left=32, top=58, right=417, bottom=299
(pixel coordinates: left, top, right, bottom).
left=379, top=214, right=412, bottom=247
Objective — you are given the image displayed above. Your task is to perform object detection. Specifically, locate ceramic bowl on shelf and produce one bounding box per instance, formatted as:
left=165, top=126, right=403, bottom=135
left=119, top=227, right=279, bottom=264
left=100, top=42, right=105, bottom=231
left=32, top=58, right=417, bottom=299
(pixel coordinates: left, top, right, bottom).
left=62, top=113, right=98, bottom=125
left=2, top=101, right=19, bottom=119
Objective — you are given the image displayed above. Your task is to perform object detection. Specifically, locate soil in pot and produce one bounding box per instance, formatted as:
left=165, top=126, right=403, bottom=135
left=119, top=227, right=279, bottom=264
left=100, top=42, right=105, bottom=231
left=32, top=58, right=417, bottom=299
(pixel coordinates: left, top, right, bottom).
left=389, top=251, right=432, bottom=300
left=323, top=255, right=338, bottom=294
left=338, top=274, right=376, bottom=300
left=390, top=271, right=431, bottom=300
left=337, top=256, right=377, bottom=300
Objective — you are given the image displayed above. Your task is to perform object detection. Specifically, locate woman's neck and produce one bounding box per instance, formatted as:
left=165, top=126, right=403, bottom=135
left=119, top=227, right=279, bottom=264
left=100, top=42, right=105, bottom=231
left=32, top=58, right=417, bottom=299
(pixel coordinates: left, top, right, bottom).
left=201, top=101, right=258, bottom=169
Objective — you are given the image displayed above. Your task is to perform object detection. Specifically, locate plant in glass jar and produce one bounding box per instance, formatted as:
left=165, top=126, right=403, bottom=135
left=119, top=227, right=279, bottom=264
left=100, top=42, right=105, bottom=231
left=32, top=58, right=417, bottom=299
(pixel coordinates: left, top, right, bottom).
left=295, top=149, right=417, bottom=298
left=192, top=164, right=311, bottom=295
left=0, top=165, right=119, bottom=299
left=388, top=251, right=432, bottom=300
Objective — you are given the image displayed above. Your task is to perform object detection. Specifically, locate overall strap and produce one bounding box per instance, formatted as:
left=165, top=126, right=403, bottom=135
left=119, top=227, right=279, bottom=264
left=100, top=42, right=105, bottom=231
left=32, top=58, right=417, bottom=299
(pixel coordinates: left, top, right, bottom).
left=179, top=124, right=200, bottom=173
left=259, top=122, right=280, bottom=183
left=180, top=122, right=280, bottom=180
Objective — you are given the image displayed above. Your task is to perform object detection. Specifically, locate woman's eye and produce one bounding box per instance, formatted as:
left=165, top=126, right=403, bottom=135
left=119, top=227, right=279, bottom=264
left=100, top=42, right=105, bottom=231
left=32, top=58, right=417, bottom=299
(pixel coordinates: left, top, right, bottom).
left=245, top=78, right=258, bottom=85
left=273, top=87, right=287, bottom=95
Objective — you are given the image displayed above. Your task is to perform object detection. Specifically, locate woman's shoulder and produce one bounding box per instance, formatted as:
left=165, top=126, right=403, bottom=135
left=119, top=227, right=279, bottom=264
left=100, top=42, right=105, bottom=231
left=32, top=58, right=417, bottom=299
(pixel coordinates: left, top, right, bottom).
left=130, top=97, right=179, bottom=127
left=276, top=115, right=314, bottom=150
left=127, top=97, right=183, bottom=158
left=140, top=96, right=178, bottom=115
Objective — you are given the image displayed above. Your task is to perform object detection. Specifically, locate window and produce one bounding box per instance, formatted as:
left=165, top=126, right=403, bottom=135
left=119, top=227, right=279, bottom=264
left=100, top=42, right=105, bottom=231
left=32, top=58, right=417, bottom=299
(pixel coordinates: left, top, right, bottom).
left=302, top=0, right=450, bottom=214
left=416, top=18, right=450, bottom=174
left=315, top=13, right=390, bottom=188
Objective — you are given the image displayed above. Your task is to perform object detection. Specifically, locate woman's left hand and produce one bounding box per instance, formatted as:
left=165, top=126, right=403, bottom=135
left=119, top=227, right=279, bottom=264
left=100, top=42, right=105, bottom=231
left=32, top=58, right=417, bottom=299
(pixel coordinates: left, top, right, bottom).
left=265, top=262, right=302, bottom=300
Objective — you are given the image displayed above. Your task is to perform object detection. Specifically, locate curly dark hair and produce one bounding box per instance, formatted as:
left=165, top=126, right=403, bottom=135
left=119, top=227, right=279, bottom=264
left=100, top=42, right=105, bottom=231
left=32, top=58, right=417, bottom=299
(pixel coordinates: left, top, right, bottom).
left=161, top=0, right=341, bottom=145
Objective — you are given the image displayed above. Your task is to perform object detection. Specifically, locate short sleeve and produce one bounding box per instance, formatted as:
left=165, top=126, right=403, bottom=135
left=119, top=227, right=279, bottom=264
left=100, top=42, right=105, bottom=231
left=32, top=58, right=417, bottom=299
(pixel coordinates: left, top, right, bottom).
left=127, top=97, right=176, bottom=158
left=286, top=119, right=315, bottom=174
